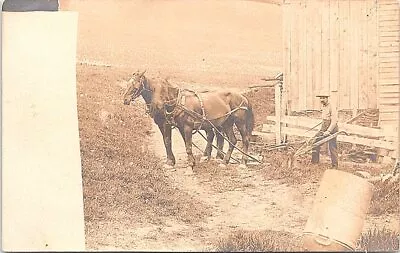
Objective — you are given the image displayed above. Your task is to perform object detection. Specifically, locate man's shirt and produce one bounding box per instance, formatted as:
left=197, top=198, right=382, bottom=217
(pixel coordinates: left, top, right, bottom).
left=321, top=102, right=338, bottom=132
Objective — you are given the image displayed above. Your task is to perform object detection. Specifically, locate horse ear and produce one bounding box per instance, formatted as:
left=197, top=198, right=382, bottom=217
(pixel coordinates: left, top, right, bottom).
left=140, top=70, right=146, bottom=76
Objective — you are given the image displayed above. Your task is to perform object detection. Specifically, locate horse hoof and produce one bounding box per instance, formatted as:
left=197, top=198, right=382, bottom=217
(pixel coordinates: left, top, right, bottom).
left=218, top=163, right=227, bottom=168
left=200, top=156, right=209, bottom=163
left=238, top=164, right=247, bottom=169
left=163, top=164, right=174, bottom=170
left=184, top=167, right=194, bottom=176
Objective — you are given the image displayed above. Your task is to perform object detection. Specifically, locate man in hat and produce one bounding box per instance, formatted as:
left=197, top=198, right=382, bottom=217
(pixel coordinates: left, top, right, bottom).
left=312, top=90, right=338, bottom=167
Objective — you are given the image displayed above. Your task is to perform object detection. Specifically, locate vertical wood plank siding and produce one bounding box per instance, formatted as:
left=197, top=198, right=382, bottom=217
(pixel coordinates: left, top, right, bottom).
left=283, top=0, right=380, bottom=112
left=283, top=0, right=399, bottom=130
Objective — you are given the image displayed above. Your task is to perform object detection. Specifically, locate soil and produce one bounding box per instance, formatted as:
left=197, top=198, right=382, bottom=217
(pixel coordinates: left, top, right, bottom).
left=75, top=0, right=399, bottom=251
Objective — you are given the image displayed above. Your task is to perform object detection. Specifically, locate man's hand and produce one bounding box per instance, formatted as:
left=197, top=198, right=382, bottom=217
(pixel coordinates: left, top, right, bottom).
left=323, top=130, right=331, bottom=136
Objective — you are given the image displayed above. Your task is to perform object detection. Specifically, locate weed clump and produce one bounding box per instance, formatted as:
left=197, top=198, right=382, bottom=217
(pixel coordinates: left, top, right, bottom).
left=215, top=229, right=300, bottom=252
left=357, top=227, right=399, bottom=252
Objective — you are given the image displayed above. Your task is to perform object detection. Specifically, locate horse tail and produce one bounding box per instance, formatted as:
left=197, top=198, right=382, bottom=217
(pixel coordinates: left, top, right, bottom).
left=245, top=101, right=254, bottom=135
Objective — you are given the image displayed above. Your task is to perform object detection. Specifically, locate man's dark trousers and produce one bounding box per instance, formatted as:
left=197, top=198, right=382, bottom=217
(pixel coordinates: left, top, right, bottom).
left=311, top=128, right=338, bottom=167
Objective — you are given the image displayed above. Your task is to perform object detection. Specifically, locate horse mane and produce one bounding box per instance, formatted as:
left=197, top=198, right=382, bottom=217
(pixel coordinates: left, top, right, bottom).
left=159, top=78, right=180, bottom=102
left=143, top=75, right=180, bottom=113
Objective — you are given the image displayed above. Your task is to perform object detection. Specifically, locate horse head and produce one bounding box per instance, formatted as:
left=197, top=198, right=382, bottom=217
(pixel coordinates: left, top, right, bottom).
left=123, top=70, right=146, bottom=105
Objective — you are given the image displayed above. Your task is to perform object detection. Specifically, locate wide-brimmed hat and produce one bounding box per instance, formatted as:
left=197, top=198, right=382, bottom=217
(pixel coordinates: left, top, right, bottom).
left=316, top=90, right=330, bottom=97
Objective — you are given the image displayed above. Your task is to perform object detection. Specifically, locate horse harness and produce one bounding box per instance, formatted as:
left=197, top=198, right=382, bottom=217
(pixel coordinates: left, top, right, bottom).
left=179, top=89, right=207, bottom=131
left=163, top=88, right=249, bottom=132
left=135, top=76, right=249, bottom=130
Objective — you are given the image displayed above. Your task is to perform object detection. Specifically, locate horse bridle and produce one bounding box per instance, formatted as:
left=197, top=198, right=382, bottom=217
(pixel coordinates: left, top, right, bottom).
left=131, top=75, right=147, bottom=100
left=131, top=75, right=158, bottom=116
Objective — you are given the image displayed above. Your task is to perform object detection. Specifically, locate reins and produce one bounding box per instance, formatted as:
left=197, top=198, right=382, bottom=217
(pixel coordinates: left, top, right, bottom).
left=138, top=76, right=156, bottom=116
left=164, top=89, right=261, bottom=164
left=131, top=76, right=260, bottom=164
left=192, top=131, right=241, bottom=164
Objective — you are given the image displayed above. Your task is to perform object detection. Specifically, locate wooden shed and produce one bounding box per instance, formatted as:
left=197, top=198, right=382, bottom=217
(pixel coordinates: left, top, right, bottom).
left=266, top=0, right=399, bottom=161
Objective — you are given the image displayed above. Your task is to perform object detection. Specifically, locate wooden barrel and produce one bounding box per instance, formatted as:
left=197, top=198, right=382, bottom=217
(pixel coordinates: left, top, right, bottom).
left=302, top=169, right=373, bottom=251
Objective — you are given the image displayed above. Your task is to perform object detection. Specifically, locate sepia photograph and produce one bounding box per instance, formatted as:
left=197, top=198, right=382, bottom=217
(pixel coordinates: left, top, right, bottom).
left=1, top=0, right=399, bottom=251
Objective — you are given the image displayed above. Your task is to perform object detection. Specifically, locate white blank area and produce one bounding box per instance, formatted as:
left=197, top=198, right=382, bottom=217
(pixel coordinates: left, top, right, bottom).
left=2, top=11, right=85, bottom=251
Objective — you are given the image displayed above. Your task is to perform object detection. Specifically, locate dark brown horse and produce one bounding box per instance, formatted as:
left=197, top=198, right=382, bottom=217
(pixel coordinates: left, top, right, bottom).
left=123, top=71, right=180, bottom=168
left=123, top=71, right=214, bottom=168
left=123, top=71, right=254, bottom=169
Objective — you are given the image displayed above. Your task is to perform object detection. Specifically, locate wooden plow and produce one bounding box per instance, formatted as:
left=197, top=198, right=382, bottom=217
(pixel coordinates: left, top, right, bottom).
left=294, top=131, right=348, bottom=157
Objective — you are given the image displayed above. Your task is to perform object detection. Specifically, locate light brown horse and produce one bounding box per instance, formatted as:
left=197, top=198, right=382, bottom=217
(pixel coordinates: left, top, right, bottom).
left=123, top=71, right=254, bottom=169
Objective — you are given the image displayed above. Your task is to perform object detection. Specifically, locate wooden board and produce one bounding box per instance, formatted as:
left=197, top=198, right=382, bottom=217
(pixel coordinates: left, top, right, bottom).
left=380, top=31, right=400, bottom=37
left=305, top=0, right=314, bottom=109
left=378, top=3, right=400, bottom=11
left=379, top=46, right=400, bottom=53
left=350, top=1, right=360, bottom=111
left=379, top=72, right=400, bottom=79
left=380, top=66, right=399, bottom=73
left=298, top=2, right=307, bottom=110
left=378, top=9, right=399, bottom=16
left=330, top=0, right=340, bottom=93
left=379, top=37, right=400, bottom=42
left=379, top=79, right=400, bottom=85
left=266, top=115, right=319, bottom=128
left=379, top=20, right=400, bottom=27
left=338, top=0, right=351, bottom=109
left=379, top=97, right=400, bottom=104
left=313, top=1, right=322, bottom=109
left=321, top=0, right=330, bottom=95
left=379, top=112, right=400, bottom=121
left=379, top=51, right=400, bottom=58
left=368, top=0, right=378, bottom=109
left=359, top=0, right=369, bottom=109
left=380, top=40, right=400, bottom=47
left=379, top=85, right=400, bottom=93
left=379, top=92, right=400, bottom=98
left=282, top=2, right=291, bottom=115
left=379, top=12, right=400, bottom=20
left=265, top=115, right=387, bottom=138
left=379, top=105, right=400, bottom=112
left=379, top=56, right=400, bottom=63
left=290, top=2, right=300, bottom=111
left=275, top=84, right=282, bottom=144
left=379, top=25, right=400, bottom=32
left=262, top=124, right=396, bottom=150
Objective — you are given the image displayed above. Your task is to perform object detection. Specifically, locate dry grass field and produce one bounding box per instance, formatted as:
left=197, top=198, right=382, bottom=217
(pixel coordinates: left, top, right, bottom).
left=74, top=0, right=399, bottom=250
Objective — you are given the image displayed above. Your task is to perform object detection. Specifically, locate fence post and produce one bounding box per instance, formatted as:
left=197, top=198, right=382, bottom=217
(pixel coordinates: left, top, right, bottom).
left=275, top=80, right=283, bottom=144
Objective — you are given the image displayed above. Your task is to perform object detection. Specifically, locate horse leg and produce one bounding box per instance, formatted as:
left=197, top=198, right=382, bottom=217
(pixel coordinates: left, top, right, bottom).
left=236, top=122, right=250, bottom=168
left=222, top=122, right=237, bottom=165
left=157, top=123, right=175, bottom=168
left=201, top=128, right=214, bottom=162
left=215, top=127, right=225, bottom=160
left=177, top=126, right=186, bottom=143
left=183, top=125, right=196, bottom=169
